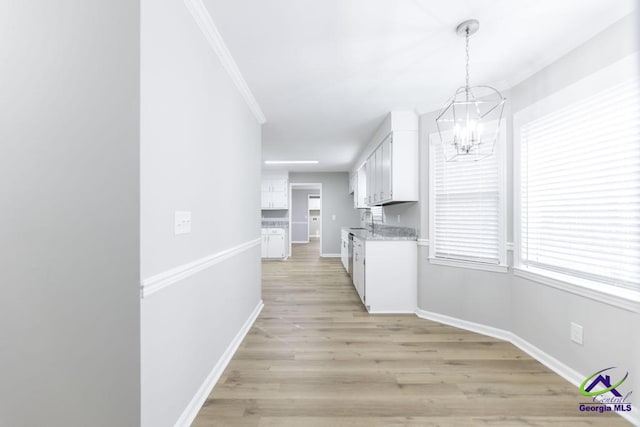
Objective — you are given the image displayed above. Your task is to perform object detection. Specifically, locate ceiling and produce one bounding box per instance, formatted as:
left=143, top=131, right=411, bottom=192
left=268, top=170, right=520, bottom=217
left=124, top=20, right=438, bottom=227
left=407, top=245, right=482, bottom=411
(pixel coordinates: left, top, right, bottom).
left=204, top=0, right=636, bottom=172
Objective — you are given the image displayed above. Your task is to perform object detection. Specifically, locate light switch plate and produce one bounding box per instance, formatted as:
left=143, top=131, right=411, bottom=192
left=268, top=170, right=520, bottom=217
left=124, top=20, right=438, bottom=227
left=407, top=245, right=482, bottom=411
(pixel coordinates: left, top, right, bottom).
left=175, top=211, right=192, bottom=235
left=570, top=322, right=583, bottom=345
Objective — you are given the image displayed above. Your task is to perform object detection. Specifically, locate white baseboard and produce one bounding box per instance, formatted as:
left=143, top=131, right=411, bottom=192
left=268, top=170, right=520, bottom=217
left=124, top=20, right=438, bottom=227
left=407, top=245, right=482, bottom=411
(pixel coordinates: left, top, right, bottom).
left=321, top=253, right=341, bottom=258
left=175, top=300, right=264, bottom=427
left=292, top=240, right=309, bottom=244
left=414, top=308, right=639, bottom=426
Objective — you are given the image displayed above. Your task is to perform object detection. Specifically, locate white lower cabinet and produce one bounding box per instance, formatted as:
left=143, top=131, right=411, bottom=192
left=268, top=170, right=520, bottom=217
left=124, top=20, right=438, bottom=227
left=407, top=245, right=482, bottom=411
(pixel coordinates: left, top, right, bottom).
left=261, top=228, right=286, bottom=259
left=261, top=234, right=268, bottom=258
left=340, top=229, right=349, bottom=272
left=354, top=239, right=416, bottom=313
left=353, top=237, right=365, bottom=304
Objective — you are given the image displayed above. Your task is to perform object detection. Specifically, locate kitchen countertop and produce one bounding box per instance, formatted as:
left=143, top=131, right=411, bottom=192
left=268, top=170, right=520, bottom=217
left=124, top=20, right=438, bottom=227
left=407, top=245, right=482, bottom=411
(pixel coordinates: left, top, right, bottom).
left=261, top=221, right=289, bottom=228
left=342, top=225, right=417, bottom=241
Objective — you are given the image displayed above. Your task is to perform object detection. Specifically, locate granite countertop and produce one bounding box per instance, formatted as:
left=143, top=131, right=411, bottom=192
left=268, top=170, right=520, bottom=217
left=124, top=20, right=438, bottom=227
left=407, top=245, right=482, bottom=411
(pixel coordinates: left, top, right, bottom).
left=342, top=225, right=417, bottom=241
left=261, top=220, right=289, bottom=228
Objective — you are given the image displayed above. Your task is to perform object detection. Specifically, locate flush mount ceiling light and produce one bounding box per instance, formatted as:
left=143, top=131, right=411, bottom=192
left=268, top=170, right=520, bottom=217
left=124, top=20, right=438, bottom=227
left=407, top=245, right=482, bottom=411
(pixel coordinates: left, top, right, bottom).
left=264, top=160, right=319, bottom=165
left=436, top=19, right=505, bottom=162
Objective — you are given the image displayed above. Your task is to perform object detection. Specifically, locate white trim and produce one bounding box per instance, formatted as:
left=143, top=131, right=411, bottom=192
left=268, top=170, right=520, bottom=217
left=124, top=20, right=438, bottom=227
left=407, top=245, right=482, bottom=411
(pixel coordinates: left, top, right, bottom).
left=321, top=253, right=341, bottom=258
left=141, top=238, right=261, bottom=298
left=428, top=257, right=509, bottom=273
left=369, top=309, right=417, bottom=315
left=417, top=238, right=430, bottom=247
left=428, top=135, right=436, bottom=259
left=514, top=266, right=640, bottom=313
left=183, top=0, right=266, bottom=124
left=415, top=308, right=513, bottom=342
left=175, top=300, right=264, bottom=427
left=414, top=308, right=639, bottom=426
left=291, top=240, right=309, bottom=244
left=506, top=242, right=514, bottom=252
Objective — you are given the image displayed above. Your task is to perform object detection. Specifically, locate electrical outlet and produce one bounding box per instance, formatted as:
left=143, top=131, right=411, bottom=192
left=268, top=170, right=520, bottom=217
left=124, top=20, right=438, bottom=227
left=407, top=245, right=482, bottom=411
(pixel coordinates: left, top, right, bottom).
left=397, top=214, right=401, bottom=223
left=570, top=322, right=583, bottom=345
left=175, top=211, right=192, bottom=235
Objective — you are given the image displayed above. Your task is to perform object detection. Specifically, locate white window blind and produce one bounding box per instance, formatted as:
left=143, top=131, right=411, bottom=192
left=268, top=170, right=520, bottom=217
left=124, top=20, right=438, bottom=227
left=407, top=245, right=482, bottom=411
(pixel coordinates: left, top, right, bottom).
left=519, top=75, right=640, bottom=291
left=429, top=131, right=504, bottom=264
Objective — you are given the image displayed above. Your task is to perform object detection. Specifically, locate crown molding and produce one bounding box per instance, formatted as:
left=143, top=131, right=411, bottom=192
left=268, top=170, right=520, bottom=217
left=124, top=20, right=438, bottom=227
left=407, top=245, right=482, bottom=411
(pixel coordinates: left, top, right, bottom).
left=184, top=0, right=267, bottom=124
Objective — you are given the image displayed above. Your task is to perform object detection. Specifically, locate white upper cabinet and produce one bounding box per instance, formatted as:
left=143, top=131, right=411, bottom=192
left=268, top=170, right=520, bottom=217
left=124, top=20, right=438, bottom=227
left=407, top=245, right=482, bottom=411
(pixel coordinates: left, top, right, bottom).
left=353, top=165, right=367, bottom=209
left=308, top=197, right=321, bottom=210
left=261, top=171, right=289, bottom=210
left=360, top=112, right=418, bottom=206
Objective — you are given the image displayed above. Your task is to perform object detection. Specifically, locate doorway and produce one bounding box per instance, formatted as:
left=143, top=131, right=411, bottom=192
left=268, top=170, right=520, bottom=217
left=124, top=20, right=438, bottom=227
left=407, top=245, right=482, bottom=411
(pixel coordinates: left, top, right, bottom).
left=289, top=183, right=322, bottom=258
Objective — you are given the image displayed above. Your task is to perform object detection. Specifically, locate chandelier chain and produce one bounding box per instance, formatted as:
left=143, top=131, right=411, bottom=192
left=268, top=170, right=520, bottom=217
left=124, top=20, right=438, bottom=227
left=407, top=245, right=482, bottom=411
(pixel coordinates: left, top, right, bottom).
left=465, top=27, right=470, bottom=91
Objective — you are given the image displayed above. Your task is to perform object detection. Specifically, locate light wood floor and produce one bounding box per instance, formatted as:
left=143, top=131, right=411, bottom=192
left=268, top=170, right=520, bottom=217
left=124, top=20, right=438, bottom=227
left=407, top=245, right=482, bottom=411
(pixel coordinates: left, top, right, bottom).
left=193, top=237, right=628, bottom=426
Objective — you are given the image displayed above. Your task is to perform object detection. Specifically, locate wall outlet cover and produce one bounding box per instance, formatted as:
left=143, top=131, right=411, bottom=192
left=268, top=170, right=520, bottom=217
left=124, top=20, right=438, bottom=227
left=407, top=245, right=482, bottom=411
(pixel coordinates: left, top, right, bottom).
left=570, top=322, right=583, bottom=345
left=175, top=211, right=192, bottom=235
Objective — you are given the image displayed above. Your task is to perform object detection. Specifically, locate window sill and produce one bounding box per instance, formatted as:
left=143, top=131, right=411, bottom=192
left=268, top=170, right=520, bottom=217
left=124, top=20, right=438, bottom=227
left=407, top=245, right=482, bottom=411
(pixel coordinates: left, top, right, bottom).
left=428, top=257, right=509, bottom=273
left=513, top=266, right=640, bottom=313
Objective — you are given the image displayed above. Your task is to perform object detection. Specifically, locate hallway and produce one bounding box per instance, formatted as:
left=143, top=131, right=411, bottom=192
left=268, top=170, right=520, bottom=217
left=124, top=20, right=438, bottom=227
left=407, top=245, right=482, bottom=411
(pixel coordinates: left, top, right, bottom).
left=192, top=239, right=627, bottom=426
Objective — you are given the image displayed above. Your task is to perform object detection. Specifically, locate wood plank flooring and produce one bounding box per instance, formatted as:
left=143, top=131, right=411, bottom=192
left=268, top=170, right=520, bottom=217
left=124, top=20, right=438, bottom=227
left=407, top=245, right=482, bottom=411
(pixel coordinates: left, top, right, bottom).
left=193, top=238, right=628, bottom=426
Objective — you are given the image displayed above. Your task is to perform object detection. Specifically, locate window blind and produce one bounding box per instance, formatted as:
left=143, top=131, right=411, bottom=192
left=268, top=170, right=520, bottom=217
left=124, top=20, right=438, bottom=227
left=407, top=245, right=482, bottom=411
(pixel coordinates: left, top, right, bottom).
left=430, top=133, right=503, bottom=264
left=520, top=77, right=640, bottom=290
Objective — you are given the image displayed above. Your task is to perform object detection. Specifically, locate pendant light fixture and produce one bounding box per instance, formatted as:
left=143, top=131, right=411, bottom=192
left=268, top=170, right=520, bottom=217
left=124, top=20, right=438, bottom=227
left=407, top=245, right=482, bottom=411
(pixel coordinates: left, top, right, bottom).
left=436, top=19, right=505, bottom=162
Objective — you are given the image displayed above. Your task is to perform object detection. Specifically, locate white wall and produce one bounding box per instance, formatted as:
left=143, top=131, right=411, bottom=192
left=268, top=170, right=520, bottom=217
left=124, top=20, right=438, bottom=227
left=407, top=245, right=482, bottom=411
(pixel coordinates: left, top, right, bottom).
left=140, top=0, right=262, bottom=425
left=289, top=173, right=360, bottom=255
left=418, top=12, right=639, bottom=422
left=0, top=2, right=141, bottom=426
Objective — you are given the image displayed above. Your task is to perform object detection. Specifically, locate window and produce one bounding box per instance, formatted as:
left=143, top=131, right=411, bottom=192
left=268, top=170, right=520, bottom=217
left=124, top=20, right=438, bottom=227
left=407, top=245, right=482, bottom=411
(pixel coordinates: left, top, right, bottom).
left=429, top=127, right=506, bottom=268
left=516, top=54, right=640, bottom=292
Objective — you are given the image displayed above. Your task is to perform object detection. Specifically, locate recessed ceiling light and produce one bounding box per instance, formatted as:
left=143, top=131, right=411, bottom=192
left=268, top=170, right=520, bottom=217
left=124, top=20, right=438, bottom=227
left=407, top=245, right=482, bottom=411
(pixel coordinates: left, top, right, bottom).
left=264, top=160, right=319, bottom=165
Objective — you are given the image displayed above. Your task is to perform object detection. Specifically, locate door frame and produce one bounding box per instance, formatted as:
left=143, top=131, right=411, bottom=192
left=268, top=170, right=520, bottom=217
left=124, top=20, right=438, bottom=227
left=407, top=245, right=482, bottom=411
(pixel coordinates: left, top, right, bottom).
left=289, top=183, right=322, bottom=257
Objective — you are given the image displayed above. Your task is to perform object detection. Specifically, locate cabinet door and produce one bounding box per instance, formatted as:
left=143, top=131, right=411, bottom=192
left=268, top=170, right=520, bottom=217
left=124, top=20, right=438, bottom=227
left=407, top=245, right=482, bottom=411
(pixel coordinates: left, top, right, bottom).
left=341, top=238, right=348, bottom=271
left=381, top=136, right=392, bottom=202
left=309, top=197, right=320, bottom=210
left=357, top=165, right=367, bottom=208
left=271, top=178, right=287, bottom=193
left=353, top=241, right=365, bottom=303
left=353, top=181, right=358, bottom=209
left=261, top=191, right=272, bottom=209
left=365, top=157, right=372, bottom=205
left=261, top=180, right=272, bottom=193
left=375, top=146, right=383, bottom=204
left=270, top=191, right=288, bottom=209
left=267, top=234, right=285, bottom=258
left=261, top=235, right=268, bottom=258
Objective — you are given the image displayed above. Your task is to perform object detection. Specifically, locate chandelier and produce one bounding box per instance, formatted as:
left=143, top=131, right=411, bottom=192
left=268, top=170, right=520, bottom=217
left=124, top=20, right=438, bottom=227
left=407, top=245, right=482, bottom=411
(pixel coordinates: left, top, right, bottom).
left=436, top=19, right=505, bottom=162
